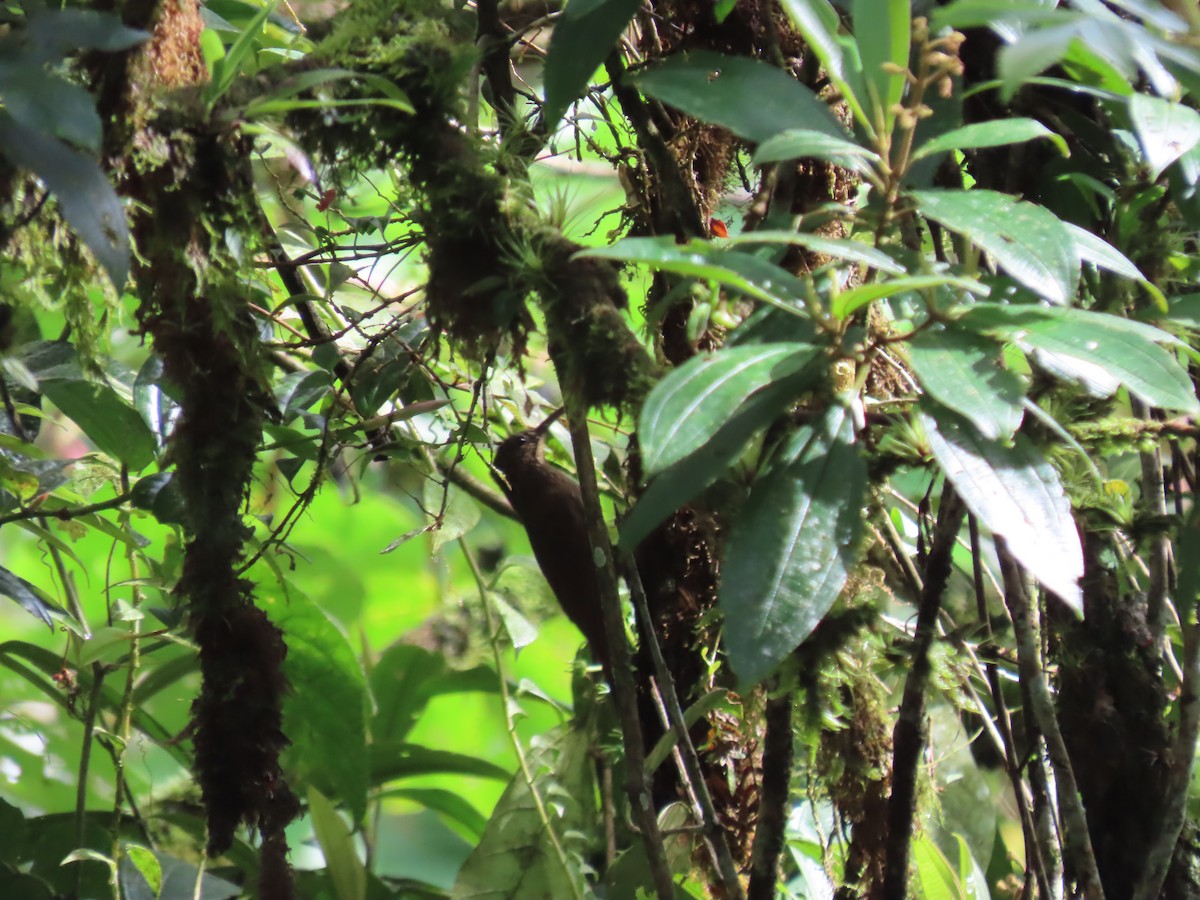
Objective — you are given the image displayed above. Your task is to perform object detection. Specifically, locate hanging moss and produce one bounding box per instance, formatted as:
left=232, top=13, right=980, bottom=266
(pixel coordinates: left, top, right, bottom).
left=127, top=120, right=298, bottom=897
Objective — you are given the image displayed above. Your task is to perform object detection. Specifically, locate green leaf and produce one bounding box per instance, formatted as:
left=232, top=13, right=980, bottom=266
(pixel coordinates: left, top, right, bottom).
left=1129, top=93, right=1200, bottom=180
left=276, top=369, right=331, bottom=423
left=372, top=645, right=445, bottom=743
left=725, top=230, right=905, bottom=275
left=0, top=113, right=129, bottom=289
left=369, top=742, right=510, bottom=785
left=421, top=482, right=481, bottom=554
left=640, top=343, right=819, bottom=476
left=633, top=50, right=846, bottom=143
left=0, top=67, right=103, bottom=153
left=1062, top=221, right=1145, bottom=282
left=619, top=365, right=817, bottom=550
left=955, top=834, right=991, bottom=900
left=754, top=129, right=881, bottom=174
left=720, top=409, right=866, bottom=686
left=204, top=0, right=278, bottom=106
left=382, top=787, right=487, bottom=839
left=261, top=589, right=369, bottom=822
left=450, top=726, right=591, bottom=900
left=831, top=273, right=987, bottom=320
left=852, top=0, right=910, bottom=132
left=0, top=564, right=67, bottom=628
left=543, top=0, right=641, bottom=128
left=911, top=118, right=1070, bottom=162
left=243, top=68, right=413, bottom=118
left=961, top=303, right=1198, bottom=412
left=910, top=189, right=1078, bottom=304
left=778, top=0, right=871, bottom=132
left=40, top=379, right=156, bottom=470
left=921, top=406, right=1083, bottom=611
left=121, top=844, right=162, bottom=900
left=912, top=834, right=963, bottom=900
left=578, top=237, right=810, bottom=312
left=308, top=786, right=367, bottom=900
left=908, top=325, right=1025, bottom=441
left=24, top=8, right=148, bottom=59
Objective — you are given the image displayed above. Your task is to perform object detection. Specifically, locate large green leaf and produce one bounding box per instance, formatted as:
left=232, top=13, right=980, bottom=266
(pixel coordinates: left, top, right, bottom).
left=754, top=129, right=881, bottom=174
left=23, top=7, right=148, bottom=60
left=633, top=50, right=845, bottom=143
left=639, top=343, right=819, bottom=475
left=725, top=230, right=905, bottom=275
left=578, top=237, right=810, bottom=312
left=369, top=743, right=510, bottom=785
left=0, top=114, right=129, bottom=288
left=450, top=725, right=593, bottom=900
left=720, top=409, right=866, bottom=686
left=961, top=304, right=1198, bottom=412
left=619, top=365, right=817, bottom=551
left=0, top=565, right=66, bottom=628
left=1129, top=93, right=1200, bottom=180
left=910, top=118, right=1069, bottom=163
left=831, top=273, right=987, bottom=319
left=852, top=0, right=910, bottom=132
left=908, top=325, right=1025, bottom=441
left=262, top=589, right=369, bottom=822
left=778, top=0, right=871, bottom=131
left=308, top=787, right=367, bottom=900
left=543, top=0, right=641, bottom=128
left=921, top=407, right=1083, bottom=611
left=39, top=379, right=156, bottom=471
left=0, top=66, right=102, bottom=153
left=909, top=189, right=1078, bottom=304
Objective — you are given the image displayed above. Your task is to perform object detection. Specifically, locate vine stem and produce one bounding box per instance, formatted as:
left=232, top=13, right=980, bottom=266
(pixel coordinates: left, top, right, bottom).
left=563, top=396, right=677, bottom=900
left=109, top=470, right=143, bottom=898
left=458, top=538, right=586, bottom=900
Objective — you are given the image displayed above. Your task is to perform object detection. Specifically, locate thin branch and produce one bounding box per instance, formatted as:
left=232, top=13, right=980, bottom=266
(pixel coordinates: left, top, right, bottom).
left=969, top=515, right=1053, bottom=899
left=624, top=563, right=746, bottom=900
left=996, top=538, right=1105, bottom=900
left=0, top=492, right=133, bottom=528
left=564, top=398, right=677, bottom=900
left=883, top=486, right=965, bottom=900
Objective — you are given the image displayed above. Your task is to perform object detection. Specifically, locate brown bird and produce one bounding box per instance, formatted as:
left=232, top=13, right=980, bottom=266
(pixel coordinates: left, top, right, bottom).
left=492, top=410, right=611, bottom=673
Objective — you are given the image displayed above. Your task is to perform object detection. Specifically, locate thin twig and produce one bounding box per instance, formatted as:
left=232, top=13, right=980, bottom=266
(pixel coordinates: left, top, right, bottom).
left=996, top=538, right=1105, bottom=900
left=969, top=515, right=1053, bottom=899
left=564, top=397, right=677, bottom=899
left=0, top=492, right=133, bottom=528
left=624, top=563, right=746, bottom=900
left=883, top=487, right=965, bottom=900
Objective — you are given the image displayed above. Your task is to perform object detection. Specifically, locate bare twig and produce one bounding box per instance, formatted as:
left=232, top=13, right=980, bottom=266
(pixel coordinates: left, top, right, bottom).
left=0, top=492, right=133, bottom=528
left=996, top=538, right=1105, bottom=900
left=968, top=515, right=1052, bottom=899
left=623, top=563, right=747, bottom=900
left=883, top=486, right=965, bottom=900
